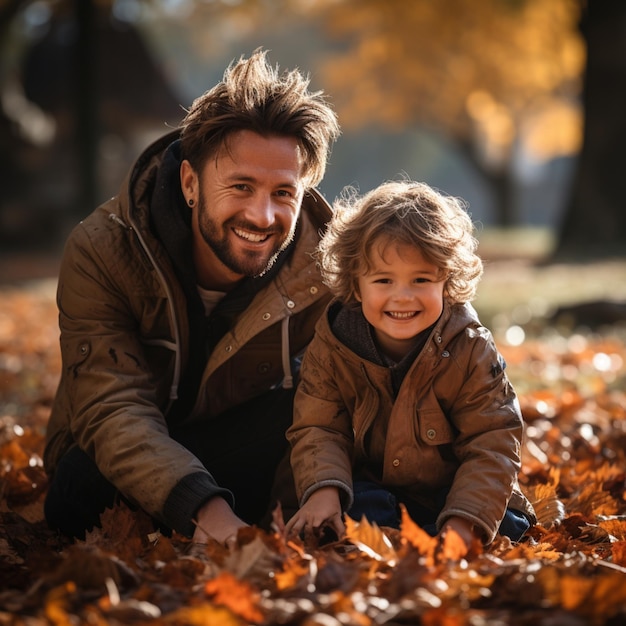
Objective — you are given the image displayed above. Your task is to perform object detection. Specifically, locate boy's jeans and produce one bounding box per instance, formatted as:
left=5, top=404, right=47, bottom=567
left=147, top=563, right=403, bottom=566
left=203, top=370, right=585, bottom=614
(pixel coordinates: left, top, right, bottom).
left=348, top=480, right=531, bottom=542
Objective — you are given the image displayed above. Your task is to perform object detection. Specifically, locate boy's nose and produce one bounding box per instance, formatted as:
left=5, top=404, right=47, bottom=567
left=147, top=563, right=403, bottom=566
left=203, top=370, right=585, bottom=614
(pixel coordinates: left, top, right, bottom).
left=393, top=285, right=414, bottom=300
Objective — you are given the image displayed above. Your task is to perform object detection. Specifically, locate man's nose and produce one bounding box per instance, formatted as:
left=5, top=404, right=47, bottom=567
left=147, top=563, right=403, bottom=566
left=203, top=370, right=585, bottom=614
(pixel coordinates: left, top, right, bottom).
left=246, top=194, right=276, bottom=229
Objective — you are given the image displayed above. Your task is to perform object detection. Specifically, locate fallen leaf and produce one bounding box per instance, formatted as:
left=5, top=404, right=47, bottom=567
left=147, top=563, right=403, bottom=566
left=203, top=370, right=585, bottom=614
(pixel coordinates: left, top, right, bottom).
left=344, top=515, right=398, bottom=566
left=399, top=504, right=437, bottom=566
left=204, top=571, right=264, bottom=624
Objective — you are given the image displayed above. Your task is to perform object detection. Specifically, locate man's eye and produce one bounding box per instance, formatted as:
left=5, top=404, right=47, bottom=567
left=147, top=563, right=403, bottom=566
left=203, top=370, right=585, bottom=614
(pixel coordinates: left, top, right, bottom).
left=234, top=184, right=249, bottom=191
left=276, top=189, right=293, bottom=197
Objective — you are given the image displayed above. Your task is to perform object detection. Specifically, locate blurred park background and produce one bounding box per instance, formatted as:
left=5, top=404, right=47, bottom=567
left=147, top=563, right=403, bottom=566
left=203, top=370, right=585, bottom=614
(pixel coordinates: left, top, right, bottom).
left=0, top=0, right=625, bottom=333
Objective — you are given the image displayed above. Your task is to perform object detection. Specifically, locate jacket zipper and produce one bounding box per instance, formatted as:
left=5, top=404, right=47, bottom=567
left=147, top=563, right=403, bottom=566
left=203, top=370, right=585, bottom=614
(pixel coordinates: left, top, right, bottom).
left=109, top=212, right=182, bottom=411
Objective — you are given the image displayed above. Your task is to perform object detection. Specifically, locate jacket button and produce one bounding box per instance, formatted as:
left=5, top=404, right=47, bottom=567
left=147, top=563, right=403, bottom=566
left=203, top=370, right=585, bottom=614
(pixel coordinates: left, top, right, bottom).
left=392, top=458, right=400, bottom=467
left=262, top=313, right=271, bottom=320
left=258, top=362, right=271, bottom=374
left=225, top=345, right=232, bottom=352
left=286, top=300, right=295, bottom=309
left=426, top=429, right=436, bottom=440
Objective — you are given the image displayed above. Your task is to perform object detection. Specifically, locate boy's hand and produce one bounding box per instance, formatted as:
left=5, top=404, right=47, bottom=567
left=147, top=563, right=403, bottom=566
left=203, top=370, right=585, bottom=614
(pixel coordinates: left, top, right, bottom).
left=439, top=515, right=480, bottom=556
left=285, top=486, right=345, bottom=539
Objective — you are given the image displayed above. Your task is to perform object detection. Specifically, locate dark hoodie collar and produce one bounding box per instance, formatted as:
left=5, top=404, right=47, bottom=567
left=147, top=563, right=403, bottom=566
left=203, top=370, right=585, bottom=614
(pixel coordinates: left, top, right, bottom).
left=149, top=139, right=196, bottom=289
left=329, top=300, right=436, bottom=395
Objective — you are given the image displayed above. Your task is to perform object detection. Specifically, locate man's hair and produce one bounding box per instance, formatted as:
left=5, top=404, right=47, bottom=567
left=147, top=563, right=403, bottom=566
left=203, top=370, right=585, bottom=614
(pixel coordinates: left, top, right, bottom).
left=179, top=49, right=340, bottom=187
left=317, top=180, right=484, bottom=304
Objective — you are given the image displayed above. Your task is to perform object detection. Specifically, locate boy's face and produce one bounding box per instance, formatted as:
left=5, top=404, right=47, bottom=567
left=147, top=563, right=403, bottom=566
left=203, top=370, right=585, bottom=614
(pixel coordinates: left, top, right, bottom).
left=356, top=241, right=445, bottom=361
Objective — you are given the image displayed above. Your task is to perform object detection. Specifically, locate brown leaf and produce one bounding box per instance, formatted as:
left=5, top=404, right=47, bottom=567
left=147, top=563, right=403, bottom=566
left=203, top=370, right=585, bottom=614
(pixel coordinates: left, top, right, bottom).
left=46, top=544, right=138, bottom=591
left=83, top=502, right=155, bottom=564
left=525, top=469, right=566, bottom=528
left=224, top=531, right=283, bottom=584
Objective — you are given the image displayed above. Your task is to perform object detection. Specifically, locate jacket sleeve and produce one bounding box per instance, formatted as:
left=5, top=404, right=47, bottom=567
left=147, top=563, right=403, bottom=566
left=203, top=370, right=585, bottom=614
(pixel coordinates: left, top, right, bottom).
left=436, top=326, right=526, bottom=543
left=287, top=332, right=355, bottom=510
left=52, top=221, right=231, bottom=536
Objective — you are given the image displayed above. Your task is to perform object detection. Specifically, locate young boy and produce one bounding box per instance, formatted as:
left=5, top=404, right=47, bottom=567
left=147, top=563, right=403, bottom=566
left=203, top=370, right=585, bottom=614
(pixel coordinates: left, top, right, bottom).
left=285, top=180, right=536, bottom=549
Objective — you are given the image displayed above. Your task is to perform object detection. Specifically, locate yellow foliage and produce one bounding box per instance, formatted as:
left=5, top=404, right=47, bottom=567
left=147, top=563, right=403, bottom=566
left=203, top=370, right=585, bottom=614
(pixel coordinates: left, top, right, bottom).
left=306, top=0, right=584, bottom=162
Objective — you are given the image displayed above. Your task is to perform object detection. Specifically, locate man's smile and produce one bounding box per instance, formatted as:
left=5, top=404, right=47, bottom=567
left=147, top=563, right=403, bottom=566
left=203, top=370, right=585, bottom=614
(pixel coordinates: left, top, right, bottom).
left=233, top=227, right=272, bottom=243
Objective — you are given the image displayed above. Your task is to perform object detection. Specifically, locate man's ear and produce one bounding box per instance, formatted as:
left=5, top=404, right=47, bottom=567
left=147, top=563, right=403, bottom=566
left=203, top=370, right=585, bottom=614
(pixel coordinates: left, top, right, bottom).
left=180, top=160, right=198, bottom=206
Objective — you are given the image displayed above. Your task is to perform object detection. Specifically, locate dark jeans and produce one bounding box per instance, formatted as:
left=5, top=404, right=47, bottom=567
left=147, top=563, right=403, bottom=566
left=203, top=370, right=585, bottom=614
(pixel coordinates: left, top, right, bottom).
left=44, top=387, right=297, bottom=539
left=347, top=480, right=531, bottom=542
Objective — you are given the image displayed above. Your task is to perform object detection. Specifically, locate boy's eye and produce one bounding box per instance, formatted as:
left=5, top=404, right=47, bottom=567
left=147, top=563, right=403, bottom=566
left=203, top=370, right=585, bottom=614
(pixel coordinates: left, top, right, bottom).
left=415, top=277, right=430, bottom=284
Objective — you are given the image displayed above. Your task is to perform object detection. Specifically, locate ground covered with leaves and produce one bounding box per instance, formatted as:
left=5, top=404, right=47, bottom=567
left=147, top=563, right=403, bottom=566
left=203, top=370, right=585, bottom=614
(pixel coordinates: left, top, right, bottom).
left=1, top=279, right=626, bottom=625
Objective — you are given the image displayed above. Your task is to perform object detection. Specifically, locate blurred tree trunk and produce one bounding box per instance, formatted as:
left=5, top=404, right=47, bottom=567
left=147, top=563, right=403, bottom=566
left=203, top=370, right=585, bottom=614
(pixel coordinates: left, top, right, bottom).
left=75, top=0, right=98, bottom=214
left=554, top=0, right=626, bottom=258
left=458, top=140, right=518, bottom=227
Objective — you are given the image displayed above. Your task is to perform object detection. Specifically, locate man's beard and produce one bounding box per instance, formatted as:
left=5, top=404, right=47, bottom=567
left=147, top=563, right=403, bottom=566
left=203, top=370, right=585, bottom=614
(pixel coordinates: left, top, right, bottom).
left=197, top=192, right=298, bottom=278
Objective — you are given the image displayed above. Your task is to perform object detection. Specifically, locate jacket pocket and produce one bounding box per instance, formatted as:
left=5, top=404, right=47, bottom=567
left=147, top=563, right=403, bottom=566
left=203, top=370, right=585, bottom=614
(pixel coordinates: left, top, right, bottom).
left=416, top=402, right=456, bottom=446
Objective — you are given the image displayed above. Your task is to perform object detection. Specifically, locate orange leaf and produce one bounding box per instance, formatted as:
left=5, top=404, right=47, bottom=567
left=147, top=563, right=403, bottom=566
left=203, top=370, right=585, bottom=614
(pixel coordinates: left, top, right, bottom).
left=166, top=603, right=244, bottom=626
left=204, top=571, right=264, bottom=624
left=560, top=567, right=626, bottom=620
left=611, top=541, right=626, bottom=567
left=422, top=607, right=466, bottom=626
left=399, top=504, right=437, bottom=566
left=344, top=515, right=398, bottom=566
left=439, top=527, right=468, bottom=562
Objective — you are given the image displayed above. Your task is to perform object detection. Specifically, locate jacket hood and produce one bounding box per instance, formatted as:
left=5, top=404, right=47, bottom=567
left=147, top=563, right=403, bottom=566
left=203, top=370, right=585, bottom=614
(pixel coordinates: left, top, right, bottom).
left=115, top=130, right=334, bottom=409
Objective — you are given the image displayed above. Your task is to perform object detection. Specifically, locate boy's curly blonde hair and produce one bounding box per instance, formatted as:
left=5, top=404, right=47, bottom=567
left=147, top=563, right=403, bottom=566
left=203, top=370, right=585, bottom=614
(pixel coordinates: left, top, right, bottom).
left=317, top=180, right=483, bottom=304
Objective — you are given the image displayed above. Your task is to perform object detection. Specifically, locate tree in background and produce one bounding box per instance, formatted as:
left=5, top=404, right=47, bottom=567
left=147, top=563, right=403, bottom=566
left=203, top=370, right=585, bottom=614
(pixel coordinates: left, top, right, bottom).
left=554, top=0, right=626, bottom=258
left=306, top=0, right=584, bottom=228
left=0, top=0, right=182, bottom=248
left=2, top=0, right=624, bottom=257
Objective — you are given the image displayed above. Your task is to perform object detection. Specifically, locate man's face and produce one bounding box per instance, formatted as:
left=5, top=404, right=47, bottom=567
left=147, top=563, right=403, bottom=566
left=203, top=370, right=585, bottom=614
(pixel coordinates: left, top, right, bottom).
left=182, top=129, right=305, bottom=290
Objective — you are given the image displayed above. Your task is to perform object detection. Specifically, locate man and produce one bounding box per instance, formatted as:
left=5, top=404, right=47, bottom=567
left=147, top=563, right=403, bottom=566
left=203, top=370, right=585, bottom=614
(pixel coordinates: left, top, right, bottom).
left=43, top=50, right=340, bottom=545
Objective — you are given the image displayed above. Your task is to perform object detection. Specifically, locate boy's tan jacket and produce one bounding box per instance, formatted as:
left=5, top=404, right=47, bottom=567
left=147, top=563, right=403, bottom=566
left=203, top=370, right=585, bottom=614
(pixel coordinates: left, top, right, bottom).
left=288, top=300, right=536, bottom=544
left=44, top=132, right=333, bottom=535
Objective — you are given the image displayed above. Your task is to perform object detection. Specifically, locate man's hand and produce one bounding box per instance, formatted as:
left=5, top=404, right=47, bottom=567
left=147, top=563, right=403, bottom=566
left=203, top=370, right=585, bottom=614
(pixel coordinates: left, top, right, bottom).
left=192, top=496, right=248, bottom=545
left=285, top=486, right=344, bottom=539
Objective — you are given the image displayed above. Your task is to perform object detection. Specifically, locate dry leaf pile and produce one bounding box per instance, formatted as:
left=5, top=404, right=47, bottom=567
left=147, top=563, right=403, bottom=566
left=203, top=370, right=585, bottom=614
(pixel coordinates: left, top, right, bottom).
left=1, top=286, right=625, bottom=625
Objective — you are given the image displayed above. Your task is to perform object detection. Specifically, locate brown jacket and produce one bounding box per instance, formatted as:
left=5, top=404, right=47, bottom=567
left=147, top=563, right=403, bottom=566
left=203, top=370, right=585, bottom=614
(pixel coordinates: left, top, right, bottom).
left=44, top=132, right=333, bottom=536
left=287, top=300, right=536, bottom=543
